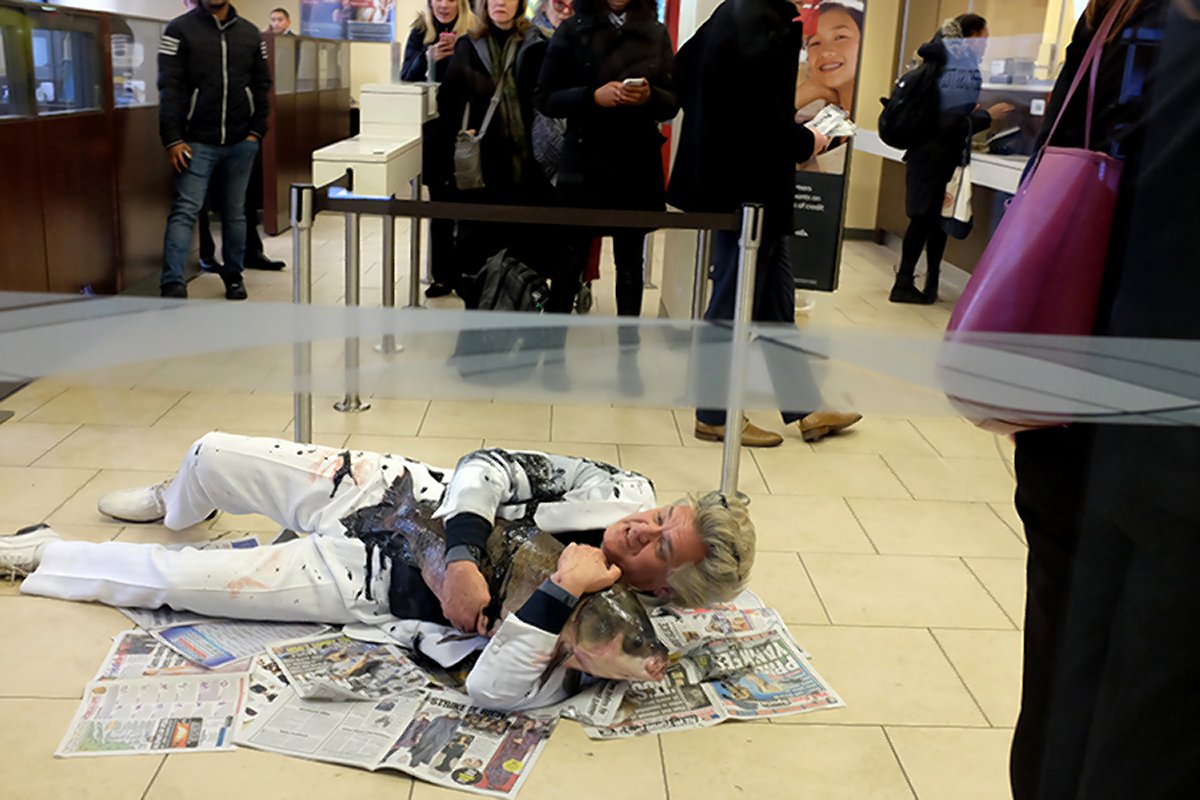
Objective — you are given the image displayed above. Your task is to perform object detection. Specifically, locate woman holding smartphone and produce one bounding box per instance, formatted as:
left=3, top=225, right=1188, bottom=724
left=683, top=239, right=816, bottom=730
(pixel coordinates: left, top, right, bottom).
left=403, top=0, right=478, bottom=299
left=534, top=0, right=678, bottom=319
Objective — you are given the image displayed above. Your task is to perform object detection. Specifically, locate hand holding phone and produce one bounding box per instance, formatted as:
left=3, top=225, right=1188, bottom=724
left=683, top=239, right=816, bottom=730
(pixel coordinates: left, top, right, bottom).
left=618, top=77, right=650, bottom=106
left=622, top=77, right=648, bottom=87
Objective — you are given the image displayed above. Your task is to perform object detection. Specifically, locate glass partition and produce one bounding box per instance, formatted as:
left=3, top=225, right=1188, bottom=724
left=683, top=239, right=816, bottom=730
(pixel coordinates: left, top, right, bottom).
left=318, top=40, right=341, bottom=90
left=296, top=38, right=318, bottom=92
left=28, top=9, right=102, bottom=115
left=110, top=17, right=162, bottom=108
left=273, top=32, right=296, bottom=95
left=0, top=7, right=32, bottom=119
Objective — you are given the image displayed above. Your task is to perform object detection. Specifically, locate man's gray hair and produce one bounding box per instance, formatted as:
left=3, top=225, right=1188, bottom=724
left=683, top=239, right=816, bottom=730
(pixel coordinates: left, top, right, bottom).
left=667, top=492, right=756, bottom=607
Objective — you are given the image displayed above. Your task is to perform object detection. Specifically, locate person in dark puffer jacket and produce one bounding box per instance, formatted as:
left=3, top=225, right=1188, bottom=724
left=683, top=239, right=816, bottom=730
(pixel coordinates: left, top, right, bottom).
left=158, top=0, right=271, bottom=300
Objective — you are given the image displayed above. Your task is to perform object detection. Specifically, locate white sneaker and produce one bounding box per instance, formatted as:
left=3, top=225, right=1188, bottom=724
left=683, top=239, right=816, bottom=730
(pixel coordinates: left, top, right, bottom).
left=0, top=524, right=63, bottom=578
left=97, top=478, right=172, bottom=523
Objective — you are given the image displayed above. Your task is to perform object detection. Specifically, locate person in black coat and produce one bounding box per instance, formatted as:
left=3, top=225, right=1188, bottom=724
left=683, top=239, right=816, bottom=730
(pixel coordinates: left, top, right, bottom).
left=889, top=14, right=1010, bottom=305
left=535, top=0, right=678, bottom=318
left=666, top=0, right=860, bottom=447
left=1005, top=1, right=1177, bottom=798
left=402, top=0, right=476, bottom=298
left=435, top=0, right=551, bottom=286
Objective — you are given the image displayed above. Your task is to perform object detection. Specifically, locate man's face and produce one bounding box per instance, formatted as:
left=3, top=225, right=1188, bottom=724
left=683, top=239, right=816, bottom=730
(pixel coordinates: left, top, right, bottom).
left=269, top=12, right=290, bottom=33
left=601, top=504, right=707, bottom=598
left=202, top=0, right=229, bottom=12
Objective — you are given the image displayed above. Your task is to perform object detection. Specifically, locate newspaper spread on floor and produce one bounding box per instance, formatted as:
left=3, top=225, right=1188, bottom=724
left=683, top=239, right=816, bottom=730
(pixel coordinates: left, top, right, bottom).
left=267, top=631, right=428, bottom=701
left=238, top=688, right=557, bottom=798
left=581, top=605, right=844, bottom=739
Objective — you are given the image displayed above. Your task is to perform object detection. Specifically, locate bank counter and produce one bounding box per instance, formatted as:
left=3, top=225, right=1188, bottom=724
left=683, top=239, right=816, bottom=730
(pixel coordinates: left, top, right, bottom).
left=0, top=0, right=351, bottom=294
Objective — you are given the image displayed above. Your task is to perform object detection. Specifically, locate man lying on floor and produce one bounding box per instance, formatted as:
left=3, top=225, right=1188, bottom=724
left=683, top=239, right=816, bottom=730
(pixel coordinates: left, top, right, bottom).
left=0, top=433, right=755, bottom=711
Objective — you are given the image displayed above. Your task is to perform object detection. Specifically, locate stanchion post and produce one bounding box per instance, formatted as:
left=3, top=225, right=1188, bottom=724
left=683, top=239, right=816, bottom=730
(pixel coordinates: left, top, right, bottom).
left=291, top=183, right=315, bottom=444
left=407, top=176, right=423, bottom=308
left=691, top=229, right=712, bottom=320
left=719, top=205, right=763, bottom=495
left=375, top=214, right=403, bottom=354
left=334, top=212, right=371, bottom=412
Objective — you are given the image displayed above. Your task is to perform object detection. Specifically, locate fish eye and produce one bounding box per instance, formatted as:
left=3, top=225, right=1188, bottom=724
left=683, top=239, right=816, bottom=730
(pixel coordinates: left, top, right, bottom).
left=632, top=636, right=644, bottom=649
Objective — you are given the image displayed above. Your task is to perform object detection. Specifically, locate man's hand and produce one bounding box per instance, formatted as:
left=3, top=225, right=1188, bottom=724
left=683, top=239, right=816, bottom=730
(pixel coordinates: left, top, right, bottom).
left=617, top=81, right=651, bottom=106
left=246, top=134, right=259, bottom=142
left=551, top=543, right=622, bottom=597
left=804, top=123, right=832, bottom=154
left=593, top=81, right=625, bottom=108
left=441, top=561, right=491, bottom=635
left=987, top=102, right=1016, bottom=121
left=168, top=142, right=192, bottom=173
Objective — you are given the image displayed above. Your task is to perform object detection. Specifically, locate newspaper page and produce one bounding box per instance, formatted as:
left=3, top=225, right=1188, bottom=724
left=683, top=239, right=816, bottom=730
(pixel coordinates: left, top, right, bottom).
left=153, top=621, right=329, bottom=669
left=240, top=653, right=291, bottom=736
left=688, top=628, right=844, bottom=719
left=268, top=632, right=428, bottom=701
left=95, top=630, right=248, bottom=681
left=240, top=688, right=557, bottom=798
left=378, top=691, right=558, bottom=798
left=552, top=680, right=626, bottom=728
left=120, top=606, right=211, bottom=631
left=585, top=616, right=841, bottom=738
left=56, top=674, right=245, bottom=757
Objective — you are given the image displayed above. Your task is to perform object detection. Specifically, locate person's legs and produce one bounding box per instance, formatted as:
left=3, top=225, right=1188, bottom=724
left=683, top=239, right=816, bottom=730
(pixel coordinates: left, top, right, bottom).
left=157, top=432, right=443, bottom=536
left=21, top=534, right=392, bottom=625
left=891, top=215, right=934, bottom=303
left=198, top=189, right=218, bottom=269
left=923, top=222, right=948, bottom=302
left=161, top=142, right=222, bottom=292
left=752, top=236, right=821, bottom=426
left=695, top=230, right=739, bottom=428
left=611, top=230, right=646, bottom=318
left=1009, top=425, right=1092, bottom=800
left=213, top=138, right=260, bottom=276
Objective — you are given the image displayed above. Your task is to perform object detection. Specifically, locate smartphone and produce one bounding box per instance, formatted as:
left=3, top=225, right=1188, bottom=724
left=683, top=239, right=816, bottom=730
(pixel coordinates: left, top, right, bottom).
left=622, top=77, right=647, bottom=87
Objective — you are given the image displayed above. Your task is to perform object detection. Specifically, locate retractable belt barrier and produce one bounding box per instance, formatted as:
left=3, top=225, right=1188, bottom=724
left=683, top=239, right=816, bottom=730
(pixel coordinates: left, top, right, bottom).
left=290, top=173, right=760, bottom=494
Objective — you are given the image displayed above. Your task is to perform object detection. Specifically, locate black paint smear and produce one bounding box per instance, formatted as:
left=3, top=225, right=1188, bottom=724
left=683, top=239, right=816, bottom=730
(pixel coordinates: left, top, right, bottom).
left=329, top=450, right=356, bottom=498
left=194, top=443, right=203, bottom=456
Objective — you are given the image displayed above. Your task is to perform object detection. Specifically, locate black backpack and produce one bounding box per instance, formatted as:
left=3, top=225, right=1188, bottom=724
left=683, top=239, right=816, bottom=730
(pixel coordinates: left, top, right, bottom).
left=461, top=249, right=550, bottom=312
left=878, top=62, right=942, bottom=150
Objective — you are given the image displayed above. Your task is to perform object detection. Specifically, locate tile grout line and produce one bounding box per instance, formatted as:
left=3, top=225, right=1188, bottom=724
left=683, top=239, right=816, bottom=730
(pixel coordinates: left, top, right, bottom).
left=38, top=467, right=102, bottom=522
left=656, top=734, right=672, bottom=800
left=927, top=627, right=995, bottom=728
left=795, top=552, right=834, bottom=625
left=749, top=450, right=774, bottom=494
left=841, top=497, right=881, bottom=555
left=986, top=502, right=1028, bottom=547
left=880, top=727, right=921, bottom=800
left=994, top=434, right=1016, bottom=480
left=138, top=754, right=169, bottom=800
left=878, top=454, right=918, bottom=501
left=414, top=397, right=433, bottom=437
left=908, top=420, right=947, bottom=459
left=25, top=422, right=84, bottom=469
left=959, top=557, right=1021, bottom=631
left=149, top=390, right=190, bottom=427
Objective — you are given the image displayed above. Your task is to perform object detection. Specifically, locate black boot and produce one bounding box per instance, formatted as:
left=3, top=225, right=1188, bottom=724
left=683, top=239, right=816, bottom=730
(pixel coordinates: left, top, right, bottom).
left=921, top=266, right=940, bottom=305
left=889, top=275, right=926, bottom=304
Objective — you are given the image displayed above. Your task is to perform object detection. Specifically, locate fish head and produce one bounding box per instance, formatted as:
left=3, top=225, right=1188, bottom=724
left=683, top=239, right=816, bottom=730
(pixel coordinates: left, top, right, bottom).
left=565, top=584, right=669, bottom=683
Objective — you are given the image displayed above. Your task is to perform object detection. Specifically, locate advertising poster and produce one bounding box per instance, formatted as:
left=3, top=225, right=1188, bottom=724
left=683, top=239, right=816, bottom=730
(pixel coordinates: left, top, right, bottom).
left=789, top=0, right=868, bottom=292
left=301, top=0, right=396, bottom=43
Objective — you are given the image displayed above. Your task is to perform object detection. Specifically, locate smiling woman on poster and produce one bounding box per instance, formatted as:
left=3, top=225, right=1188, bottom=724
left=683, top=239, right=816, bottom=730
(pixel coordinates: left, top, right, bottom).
left=794, top=0, right=864, bottom=174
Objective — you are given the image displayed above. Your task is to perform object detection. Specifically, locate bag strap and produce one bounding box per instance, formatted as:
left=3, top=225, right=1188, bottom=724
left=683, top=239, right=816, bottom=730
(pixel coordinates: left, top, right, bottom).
left=471, top=43, right=518, bottom=142
left=1040, top=0, right=1128, bottom=156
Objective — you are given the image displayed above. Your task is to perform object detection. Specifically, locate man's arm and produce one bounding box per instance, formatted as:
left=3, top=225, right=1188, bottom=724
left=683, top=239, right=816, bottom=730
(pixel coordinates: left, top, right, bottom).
left=465, top=544, right=619, bottom=711
left=158, top=21, right=190, bottom=151
left=249, top=35, right=271, bottom=139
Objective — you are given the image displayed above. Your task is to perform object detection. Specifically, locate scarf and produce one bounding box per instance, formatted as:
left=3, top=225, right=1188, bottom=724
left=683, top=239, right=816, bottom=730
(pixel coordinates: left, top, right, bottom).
left=487, top=28, right=527, bottom=186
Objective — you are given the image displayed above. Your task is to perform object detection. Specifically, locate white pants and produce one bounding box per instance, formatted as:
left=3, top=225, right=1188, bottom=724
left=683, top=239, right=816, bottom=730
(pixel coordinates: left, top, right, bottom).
left=22, top=432, right=450, bottom=623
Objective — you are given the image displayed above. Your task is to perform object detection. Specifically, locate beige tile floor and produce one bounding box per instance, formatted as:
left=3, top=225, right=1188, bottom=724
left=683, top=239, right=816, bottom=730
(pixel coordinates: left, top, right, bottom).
left=0, top=223, right=1025, bottom=799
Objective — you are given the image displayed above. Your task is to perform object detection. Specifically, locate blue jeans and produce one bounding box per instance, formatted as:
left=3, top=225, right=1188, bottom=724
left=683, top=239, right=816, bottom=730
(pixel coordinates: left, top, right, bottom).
left=695, top=230, right=821, bottom=427
left=161, top=139, right=259, bottom=288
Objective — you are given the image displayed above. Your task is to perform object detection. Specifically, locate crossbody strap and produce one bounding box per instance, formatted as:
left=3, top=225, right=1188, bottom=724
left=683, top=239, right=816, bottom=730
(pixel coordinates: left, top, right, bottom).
left=465, top=43, right=519, bottom=142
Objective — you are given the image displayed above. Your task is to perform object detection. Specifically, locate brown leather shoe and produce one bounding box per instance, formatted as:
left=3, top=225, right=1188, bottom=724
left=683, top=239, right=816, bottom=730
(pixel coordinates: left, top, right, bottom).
left=694, top=419, right=784, bottom=448
left=798, top=411, right=863, bottom=442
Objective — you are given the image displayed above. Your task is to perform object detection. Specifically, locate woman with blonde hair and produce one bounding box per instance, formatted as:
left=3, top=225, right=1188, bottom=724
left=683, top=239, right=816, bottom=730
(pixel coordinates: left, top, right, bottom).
left=403, top=0, right=478, bottom=299
left=435, top=0, right=552, bottom=280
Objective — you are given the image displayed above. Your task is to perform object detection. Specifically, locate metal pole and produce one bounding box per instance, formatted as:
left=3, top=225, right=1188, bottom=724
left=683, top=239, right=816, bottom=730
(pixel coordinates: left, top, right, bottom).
left=407, top=176, right=423, bottom=308
left=334, top=212, right=371, bottom=412
left=291, top=183, right=315, bottom=444
left=691, top=229, right=712, bottom=320
left=719, top=205, right=763, bottom=496
left=643, top=232, right=657, bottom=290
left=374, top=214, right=403, bottom=354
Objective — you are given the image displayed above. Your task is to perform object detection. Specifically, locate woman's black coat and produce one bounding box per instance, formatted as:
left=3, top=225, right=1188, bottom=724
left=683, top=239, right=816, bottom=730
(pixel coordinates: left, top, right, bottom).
left=435, top=27, right=550, bottom=202
left=534, top=11, right=678, bottom=210
left=402, top=17, right=459, bottom=189
left=902, top=39, right=992, bottom=218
